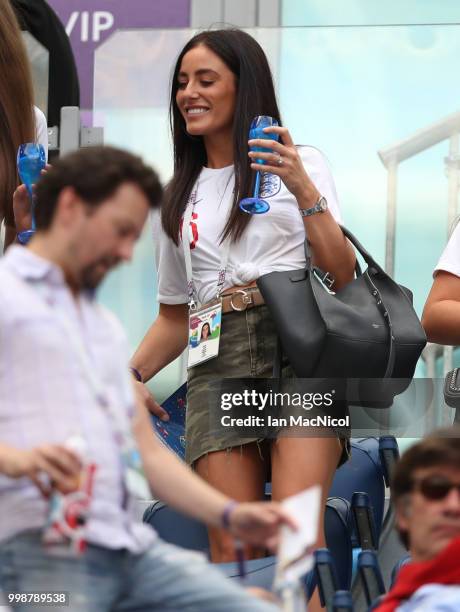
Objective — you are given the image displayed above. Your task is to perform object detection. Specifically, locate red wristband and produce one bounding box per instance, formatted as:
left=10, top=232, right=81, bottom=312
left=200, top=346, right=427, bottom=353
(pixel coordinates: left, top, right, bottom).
left=221, top=500, right=239, bottom=530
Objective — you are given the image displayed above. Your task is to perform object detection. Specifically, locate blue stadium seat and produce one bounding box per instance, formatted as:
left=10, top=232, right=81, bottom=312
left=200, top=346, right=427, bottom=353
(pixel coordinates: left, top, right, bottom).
left=352, top=492, right=379, bottom=550
left=330, top=438, right=386, bottom=545
left=357, top=550, right=385, bottom=607
left=143, top=501, right=209, bottom=553
left=332, top=590, right=354, bottom=611
left=325, top=497, right=353, bottom=590
left=315, top=548, right=340, bottom=609
left=378, top=436, right=400, bottom=488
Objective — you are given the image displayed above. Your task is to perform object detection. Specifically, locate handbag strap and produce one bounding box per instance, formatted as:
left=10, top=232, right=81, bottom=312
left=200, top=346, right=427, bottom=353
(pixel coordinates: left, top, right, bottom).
left=304, top=225, right=383, bottom=275
left=362, top=271, right=397, bottom=379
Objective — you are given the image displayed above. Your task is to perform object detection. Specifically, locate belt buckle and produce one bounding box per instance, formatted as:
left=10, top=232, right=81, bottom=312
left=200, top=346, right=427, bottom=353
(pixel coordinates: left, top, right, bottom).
left=229, top=289, right=252, bottom=312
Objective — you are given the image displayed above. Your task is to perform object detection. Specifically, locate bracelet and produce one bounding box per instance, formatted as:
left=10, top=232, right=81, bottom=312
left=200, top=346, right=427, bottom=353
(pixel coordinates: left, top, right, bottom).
left=221, top=500, right=239, bottom=530
left=16, top=233, right=28, bottom=245
left=129, top=366, right=143, bottom=383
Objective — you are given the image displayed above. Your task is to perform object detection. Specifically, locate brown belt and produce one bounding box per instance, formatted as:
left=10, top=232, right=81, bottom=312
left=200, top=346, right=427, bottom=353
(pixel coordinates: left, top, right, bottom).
left=220, top=287, right=265, bottom=314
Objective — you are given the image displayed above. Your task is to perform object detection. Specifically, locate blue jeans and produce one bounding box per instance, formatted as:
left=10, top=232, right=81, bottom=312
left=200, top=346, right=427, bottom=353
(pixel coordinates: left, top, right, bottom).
left=0, top=530, right=278, bottom=611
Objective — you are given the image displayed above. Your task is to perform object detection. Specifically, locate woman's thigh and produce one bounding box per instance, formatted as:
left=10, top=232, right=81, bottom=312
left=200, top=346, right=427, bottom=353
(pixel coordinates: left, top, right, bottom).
left=195, top=442, right=268, bottom=560
left=270, top=437, right=342, bottom=540
left=195, top=441, right=268, bottom=499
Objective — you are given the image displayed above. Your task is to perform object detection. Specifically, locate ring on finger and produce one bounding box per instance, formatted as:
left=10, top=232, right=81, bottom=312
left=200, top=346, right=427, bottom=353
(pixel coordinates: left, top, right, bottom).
left=277, top=156, right=284, bottom=167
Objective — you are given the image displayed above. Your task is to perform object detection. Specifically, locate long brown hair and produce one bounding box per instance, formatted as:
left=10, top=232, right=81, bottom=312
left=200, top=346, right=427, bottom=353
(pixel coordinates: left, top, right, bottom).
left=162, top=29, right=282, bottom=245
left=0, top=0, right=36, bottom=227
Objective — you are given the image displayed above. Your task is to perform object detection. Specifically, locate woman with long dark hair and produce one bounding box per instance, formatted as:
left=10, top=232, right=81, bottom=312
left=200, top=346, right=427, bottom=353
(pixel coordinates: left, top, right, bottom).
left=132, top=28, right=355, bottom=608
left=0, top=0, right=48, bottom=251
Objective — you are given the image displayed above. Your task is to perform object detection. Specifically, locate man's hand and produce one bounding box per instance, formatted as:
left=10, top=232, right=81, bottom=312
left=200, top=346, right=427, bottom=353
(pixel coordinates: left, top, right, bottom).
left=228, top=502, right=297, bottom=551
left=133, top=380, right=169, bottom=421
left=3, top=445, right=82, bottom=497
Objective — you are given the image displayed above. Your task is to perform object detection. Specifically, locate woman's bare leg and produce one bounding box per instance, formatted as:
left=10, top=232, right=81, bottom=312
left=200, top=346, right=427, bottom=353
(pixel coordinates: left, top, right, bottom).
left=271, top=436, right=343, bottom=612
left=195, top=441, right=267, bottom=562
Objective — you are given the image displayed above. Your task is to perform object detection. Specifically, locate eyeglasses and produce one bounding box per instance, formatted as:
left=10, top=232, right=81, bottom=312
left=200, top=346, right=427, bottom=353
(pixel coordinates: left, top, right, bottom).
left=412, top=475, right=460, bottom=501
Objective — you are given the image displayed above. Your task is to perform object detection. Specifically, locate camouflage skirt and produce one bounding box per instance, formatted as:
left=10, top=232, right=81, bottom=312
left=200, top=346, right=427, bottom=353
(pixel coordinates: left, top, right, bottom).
left=185, top=304, right=351, bottom=467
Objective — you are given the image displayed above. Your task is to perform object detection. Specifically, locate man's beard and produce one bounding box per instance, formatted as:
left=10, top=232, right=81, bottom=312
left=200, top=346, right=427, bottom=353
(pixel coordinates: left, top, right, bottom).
left=80, top=256, right=120, bottom=290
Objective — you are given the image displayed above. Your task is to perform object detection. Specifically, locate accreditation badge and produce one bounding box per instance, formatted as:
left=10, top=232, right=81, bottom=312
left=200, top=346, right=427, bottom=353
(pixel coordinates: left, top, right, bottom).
left=187, top=300, right=222, bottom=368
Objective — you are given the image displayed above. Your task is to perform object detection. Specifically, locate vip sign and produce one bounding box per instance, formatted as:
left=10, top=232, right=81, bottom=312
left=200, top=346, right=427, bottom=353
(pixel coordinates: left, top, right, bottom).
left=47, top=0, right=189, bottom=109
left=66, top=11, right=115, bottom=43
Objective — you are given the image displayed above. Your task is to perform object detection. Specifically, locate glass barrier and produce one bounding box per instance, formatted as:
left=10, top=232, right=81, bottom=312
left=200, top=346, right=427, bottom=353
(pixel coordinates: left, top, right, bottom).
left=93, top=26, right=460, bottom=433
left=24, top=32, right=49, bottom=119
left=281, top=0, right=460, bottom=27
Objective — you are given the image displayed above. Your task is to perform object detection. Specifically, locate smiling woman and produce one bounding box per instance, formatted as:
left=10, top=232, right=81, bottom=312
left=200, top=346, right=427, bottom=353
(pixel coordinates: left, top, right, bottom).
left=176, top=46, right=237, bottom=160
left=131, top=30, right=355, bottom=609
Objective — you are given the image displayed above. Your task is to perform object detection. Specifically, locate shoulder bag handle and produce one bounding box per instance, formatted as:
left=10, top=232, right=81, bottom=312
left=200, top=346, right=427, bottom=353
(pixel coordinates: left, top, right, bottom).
left=304, top=225, right=382, bottom=276
left=295, top=225, right=395, bottom=380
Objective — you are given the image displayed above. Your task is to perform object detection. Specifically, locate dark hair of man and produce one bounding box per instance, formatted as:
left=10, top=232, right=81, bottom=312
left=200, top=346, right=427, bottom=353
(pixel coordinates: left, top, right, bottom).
left=34, top=146, right=163, bottom=230
left=162, top=28, right=282, bottom=246
left=392, top=427, right=460, bottom=549
left=0, top=0, right=36, bottom=227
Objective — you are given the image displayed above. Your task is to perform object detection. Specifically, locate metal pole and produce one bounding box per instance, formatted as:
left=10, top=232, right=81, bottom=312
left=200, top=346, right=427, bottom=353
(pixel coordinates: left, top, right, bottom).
left=385, top=160, right=398, bottom=277
left=446, top=132, right=459, bottom=230
left=441, top=132, right=460, bottom=423
left=60, top=107, right=80, bottom=155
left=381, top=160, right=398, bottom=434
left=423, top=343, right=440, bottom=431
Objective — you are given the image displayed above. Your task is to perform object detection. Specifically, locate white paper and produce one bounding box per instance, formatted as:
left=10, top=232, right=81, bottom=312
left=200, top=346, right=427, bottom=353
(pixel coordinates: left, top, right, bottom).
left=275, top=484, right=321, bottom=586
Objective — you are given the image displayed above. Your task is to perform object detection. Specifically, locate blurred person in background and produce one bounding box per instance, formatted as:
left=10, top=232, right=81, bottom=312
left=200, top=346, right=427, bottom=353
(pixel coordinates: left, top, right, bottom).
left=0, top=145, right=293, bottom=612
left=375, top=428, right=460, bottom=612
left=0, top=0, right=48, bottom=251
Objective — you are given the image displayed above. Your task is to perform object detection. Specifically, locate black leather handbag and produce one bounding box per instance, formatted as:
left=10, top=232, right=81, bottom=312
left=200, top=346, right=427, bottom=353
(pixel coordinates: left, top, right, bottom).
left=444, top=368, right=460, bottom=410
left=257, top=226, right=426, bottom=407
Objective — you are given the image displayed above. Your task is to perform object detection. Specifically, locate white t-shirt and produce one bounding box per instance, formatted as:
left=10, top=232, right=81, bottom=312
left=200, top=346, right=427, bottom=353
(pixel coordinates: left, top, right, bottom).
left=154, top=146, right=342, bottom=305
left=435, top=222, right=460, bottom=278
left=34, top=105, right=48, bottom=159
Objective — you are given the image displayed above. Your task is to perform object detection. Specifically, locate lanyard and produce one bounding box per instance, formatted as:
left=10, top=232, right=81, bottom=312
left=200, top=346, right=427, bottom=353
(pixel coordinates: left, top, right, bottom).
left=181, top=171, right=234, bottom=308
left=29, top=280, right=146, bottom=490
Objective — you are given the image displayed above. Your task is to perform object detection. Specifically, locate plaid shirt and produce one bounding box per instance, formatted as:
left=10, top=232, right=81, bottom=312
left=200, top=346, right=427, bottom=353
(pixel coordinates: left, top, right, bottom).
left=0, top=247, right=155, bottom=552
